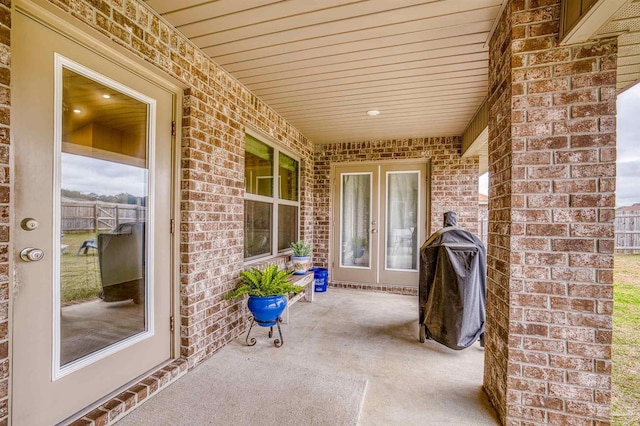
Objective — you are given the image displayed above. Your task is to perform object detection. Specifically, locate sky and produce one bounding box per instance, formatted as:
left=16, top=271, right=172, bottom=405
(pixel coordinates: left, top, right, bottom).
left=616, top=82, right=640, bottom=207
left=478, top=82, right=640, bottom=207
left=62, top=153, right=147, bottom=197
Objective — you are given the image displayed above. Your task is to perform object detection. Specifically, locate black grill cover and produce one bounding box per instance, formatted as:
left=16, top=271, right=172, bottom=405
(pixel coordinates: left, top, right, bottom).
left=419, top=212, right=486, bottom=350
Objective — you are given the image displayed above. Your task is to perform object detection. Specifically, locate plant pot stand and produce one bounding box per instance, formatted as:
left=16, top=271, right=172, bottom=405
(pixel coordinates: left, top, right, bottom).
left=245, top=316, right=284, bottom=348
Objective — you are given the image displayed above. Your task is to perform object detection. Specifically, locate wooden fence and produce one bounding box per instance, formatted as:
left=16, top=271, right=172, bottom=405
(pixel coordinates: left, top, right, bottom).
left=615, top=211, right=640, bottom=253
left=62, top=201, right=145, bottom=232
left=478, top=212, right=639, bottom=253
left=478, top=218, right=488, bottom=247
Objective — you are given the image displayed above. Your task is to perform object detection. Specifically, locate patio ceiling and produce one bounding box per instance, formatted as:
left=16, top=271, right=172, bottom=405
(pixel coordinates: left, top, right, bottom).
left=144, top=0, right=505, bottom=144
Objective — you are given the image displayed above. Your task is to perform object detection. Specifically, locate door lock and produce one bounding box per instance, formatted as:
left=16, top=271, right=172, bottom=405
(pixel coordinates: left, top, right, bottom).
left=20, top=248, right=44, bottom=262
left=20, top=218, right=39, bottom=231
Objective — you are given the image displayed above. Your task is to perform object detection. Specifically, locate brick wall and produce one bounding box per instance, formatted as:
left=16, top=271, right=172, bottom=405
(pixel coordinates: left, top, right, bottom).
left=485, top=0, right=514, bottom=421
left=486, top=0, right=617, bottom=424
left=0, top=0, right=8, bottom=423
left=313, top=137, right=479, bottom=271
left=42, top=0, right=314, bottom=367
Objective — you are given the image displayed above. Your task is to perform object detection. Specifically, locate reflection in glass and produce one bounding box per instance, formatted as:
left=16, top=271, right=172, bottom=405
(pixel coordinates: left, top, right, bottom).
left=245, top=134, right=274, bottom=197
left=59, top=67, right=148, bottom=366
left=245, top=200, right=272, bottom=258
left=386, top=172, right=419, bottom=271
left=278, top=204, right=298, bottom=251
left=341, top=174, right=371, bottom=268
left=279, top=152, right=298, bottom=201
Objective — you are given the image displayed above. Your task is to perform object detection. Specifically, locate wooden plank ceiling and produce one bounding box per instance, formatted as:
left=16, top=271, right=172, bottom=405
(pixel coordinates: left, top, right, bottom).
left=145, top=0, right=504, bottom=144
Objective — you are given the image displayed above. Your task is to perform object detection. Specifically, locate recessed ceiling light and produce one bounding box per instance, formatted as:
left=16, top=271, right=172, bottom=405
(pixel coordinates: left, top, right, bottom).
left=367, top=110, right=380, bottom=116
left=102, top=94, right=111, bottom=99
left=73, top=109, right=82, bottom=114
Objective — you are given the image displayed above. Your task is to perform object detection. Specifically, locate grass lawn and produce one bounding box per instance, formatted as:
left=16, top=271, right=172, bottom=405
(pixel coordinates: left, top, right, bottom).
left=613, top=254, right=640, bottom=425
left=61, top=232, right=101, bottom=303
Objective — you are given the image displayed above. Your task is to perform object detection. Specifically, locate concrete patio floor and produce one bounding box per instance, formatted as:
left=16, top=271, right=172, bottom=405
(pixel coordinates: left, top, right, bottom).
left=121, top=288, right=500, bottom=425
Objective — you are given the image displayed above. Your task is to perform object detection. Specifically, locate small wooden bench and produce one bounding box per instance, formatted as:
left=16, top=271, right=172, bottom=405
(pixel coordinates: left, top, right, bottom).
left=282, top=271, right=315, bottom=323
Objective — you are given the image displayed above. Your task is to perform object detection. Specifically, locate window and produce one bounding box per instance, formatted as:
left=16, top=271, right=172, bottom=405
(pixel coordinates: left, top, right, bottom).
left=244, top=133, right=299, bottom=259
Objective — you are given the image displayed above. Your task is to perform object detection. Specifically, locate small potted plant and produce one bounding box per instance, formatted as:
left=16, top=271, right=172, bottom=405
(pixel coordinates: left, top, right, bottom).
left=352, top=235, right=368, bottom=259
left=290, top=240, right=312, bottom=275
left=225, top=264, right=304, bottom=347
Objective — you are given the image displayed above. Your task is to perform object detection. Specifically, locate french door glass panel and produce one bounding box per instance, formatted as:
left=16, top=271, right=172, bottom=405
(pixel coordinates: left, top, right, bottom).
left=340, top=173, right=371, bottom=268
left=385, top=171, right=419, bottom=271
left=58, top=64, right=151, bottom=369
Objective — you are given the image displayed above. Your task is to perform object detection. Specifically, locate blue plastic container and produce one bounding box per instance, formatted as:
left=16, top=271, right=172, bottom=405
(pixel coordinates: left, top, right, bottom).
left=311, top=267, right=329, bottom=292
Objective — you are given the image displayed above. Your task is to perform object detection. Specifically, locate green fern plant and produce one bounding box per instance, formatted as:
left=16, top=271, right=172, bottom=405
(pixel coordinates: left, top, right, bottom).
left=290, top=240, right=312, bottom=257
left=224, top=264, right=302, bottom=300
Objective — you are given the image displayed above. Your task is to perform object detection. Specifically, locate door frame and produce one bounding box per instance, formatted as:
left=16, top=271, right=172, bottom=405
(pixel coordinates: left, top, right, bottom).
left=329, top=159, right=431, bottom=287
left=11, top=0, right=184, bottom=417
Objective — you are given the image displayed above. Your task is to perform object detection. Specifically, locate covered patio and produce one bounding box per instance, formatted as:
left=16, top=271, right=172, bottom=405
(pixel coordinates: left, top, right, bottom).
left=116, top=289, right=499, bottom=425
left=6, top=0, right=640, bottom=425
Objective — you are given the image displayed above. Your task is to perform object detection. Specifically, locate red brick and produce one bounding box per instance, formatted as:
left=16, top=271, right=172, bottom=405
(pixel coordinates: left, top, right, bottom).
left=512, top=237, right=550, bottom=251
left=522, top=394, right=564, bottom=411
left=571, top=103, right=615, bottom=118
left=526, top=223, right=568, bottom=236
left=553, top=179, right=597, bottom=193
left=528, top=48, right=571, bottom=65
left=512, top=323, right=549, bottom=336
left=571, top=133, right=616, bottom=148
left=548, top=413, right=593, bottom=425
left=553, top=118, right=599, bottom=134
left=555, top=149, right=598, bottom=164
left=571, top=72, right=616, bottom=89
left=566, top=400, right=610, bottom=418
left=508, top=377, right=547, bottom=394
left=526, top=194, right=568, bottom=208
left=554, top=59, right=597, bottom=77
left=549, top=383, right=593, bottom=401
left=528, top=78, right=569, bottom=94
left=567, top=312, right=612, bottom=329
left=573, top=43, right=617, bottom=59
left=549, top=355, right=594, bottom=371
left=553, top=89, right=598, bottom=106
left=528, top=20, right=559, bottom=37
left=551, top=239, right=594, bottom=252
left=513, top=66, right=552, bottom=81
left=513, top=94, right=552, bottom=109
left=83, top=409, right=108, bottom=426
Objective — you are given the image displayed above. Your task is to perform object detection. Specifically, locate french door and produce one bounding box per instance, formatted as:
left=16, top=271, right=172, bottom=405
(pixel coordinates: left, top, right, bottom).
left=332, top=163, right=427, bottom=286
left=12, top=9, right=174, bottom=424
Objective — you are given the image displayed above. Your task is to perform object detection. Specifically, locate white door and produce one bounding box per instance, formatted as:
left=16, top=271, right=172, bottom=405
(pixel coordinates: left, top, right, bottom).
left=12, top=11, right=174, bottom=424
left=332, top=163, right=427, bottom=286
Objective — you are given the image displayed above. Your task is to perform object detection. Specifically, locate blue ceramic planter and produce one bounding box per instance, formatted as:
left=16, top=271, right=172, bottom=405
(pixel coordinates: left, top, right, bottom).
left=247, top=295, right=287, bottom=327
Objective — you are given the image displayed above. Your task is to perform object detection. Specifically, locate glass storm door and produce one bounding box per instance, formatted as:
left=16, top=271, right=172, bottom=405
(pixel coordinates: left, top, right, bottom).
left=333, top=163, right=426, bottom=286
left=12, top=11, right=174, bottom=425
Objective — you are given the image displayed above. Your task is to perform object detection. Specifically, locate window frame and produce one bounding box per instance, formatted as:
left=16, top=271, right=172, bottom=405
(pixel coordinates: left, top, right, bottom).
left=244, top=128, right=301, bottom=262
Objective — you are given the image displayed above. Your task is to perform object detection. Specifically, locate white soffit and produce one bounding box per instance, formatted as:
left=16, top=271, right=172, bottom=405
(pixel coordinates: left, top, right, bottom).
left=561, top=0, right=640, bottom=92
left=596, top=0, right=640, bottom=91
left=560, top=0, right=629, bottom=45
left=145, top=0, right=504, bottom=144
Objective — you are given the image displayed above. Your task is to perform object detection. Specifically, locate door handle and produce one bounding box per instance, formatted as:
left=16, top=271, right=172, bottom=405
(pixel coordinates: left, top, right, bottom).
left=20, top=248, right=44, bottom=262
left=371, top=229, right=377, bottom=234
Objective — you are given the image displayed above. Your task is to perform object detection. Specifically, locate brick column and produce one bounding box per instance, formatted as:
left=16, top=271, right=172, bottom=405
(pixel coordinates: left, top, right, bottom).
left=485, top=1, right=616, bottom=424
